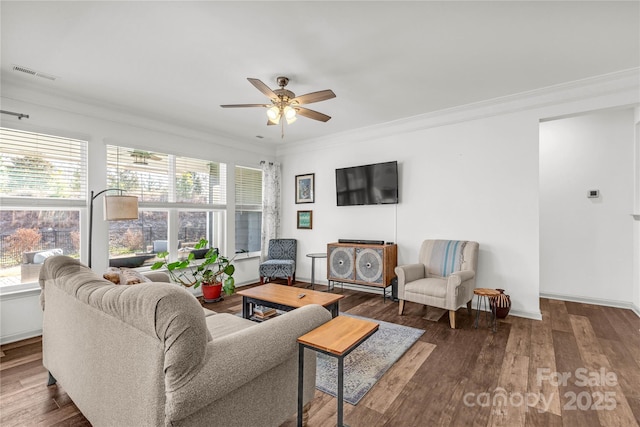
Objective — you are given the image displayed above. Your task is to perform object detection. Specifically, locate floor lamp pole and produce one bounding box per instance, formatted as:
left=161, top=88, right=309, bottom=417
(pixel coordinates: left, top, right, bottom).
left=88, top=188, right=126, bottom=268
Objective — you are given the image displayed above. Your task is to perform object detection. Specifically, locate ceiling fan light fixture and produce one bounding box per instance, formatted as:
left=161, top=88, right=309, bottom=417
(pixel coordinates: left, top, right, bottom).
left=283, top=105, right=296, bottom=120
left=266, top=106, right=280, bottom=121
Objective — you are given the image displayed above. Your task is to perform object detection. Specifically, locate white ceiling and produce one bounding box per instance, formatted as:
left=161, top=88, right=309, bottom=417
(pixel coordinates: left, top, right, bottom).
left=1, top=1, right=638, bottom=146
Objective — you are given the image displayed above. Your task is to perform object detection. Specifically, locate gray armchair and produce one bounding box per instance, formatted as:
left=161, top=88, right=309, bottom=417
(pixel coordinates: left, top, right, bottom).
left=259, top=239, right=297, bottom=286
left=395, top=240, right=479, bottom=328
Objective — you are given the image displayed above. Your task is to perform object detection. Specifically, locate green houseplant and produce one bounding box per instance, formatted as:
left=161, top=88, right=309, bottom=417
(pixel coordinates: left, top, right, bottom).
left=150, top=239, right=235, bottom=299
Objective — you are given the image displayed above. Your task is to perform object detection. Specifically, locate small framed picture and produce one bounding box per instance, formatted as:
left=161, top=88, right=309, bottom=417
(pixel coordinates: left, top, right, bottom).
left=297, top=210, right=313, bottom=229
left=295, top=173, right=315, bottom=204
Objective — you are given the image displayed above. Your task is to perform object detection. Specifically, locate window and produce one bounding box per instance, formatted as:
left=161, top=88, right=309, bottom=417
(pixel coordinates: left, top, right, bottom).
left=106, top=145, right=226, bottom=263
left=235, top=166, right=262, bottom=254
left=0, top=128, right=86, bottom=288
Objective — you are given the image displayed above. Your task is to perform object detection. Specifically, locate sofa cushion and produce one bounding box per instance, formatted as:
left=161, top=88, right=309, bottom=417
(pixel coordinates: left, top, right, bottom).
left=205, top=313, right=255, bottom=341
left=405, top=277, right=447, bottom=298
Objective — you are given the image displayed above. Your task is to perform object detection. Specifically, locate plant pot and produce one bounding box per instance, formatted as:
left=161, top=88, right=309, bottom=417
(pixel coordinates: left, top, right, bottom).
left=490, top=288, right=511, bottom=319
left=202, top=282, right=223, bottom=302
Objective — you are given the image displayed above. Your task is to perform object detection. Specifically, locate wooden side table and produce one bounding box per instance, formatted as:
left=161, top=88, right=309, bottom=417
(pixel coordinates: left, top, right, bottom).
left=297, top=316, right=379, bottom=427
left=473, top=288, right=500, bottom=332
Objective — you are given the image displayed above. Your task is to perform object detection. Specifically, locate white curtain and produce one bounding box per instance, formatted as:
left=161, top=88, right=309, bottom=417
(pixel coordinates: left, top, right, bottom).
left=260, top=161, right=281, bottom=261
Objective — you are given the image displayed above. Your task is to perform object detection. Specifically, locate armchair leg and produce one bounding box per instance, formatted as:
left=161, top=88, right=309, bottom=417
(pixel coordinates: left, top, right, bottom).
left=449, top=310, right=456, bottom=329
left=259, top=276, right=264, bottom=285
left=398, top=299, right=405, bottom=315
left=467, top=300, right=472, bottom=316
left=47, top=371, right=57, bottom=386
left=287, top=276, right=293, bottom=286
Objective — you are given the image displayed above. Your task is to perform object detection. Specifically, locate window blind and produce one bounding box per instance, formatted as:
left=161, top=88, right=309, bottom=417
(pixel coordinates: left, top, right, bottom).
left=0, top=127, right=87, bottom=201
left=235, top=166, right=262, bottom=211
left=175, top=156, right=225, bottom=205
left=106, top=145, right=226, bottom=207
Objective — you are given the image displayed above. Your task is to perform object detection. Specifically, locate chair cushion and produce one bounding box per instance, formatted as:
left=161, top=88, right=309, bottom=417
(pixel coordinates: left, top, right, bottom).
left=259, top=259, right=295, bottom=277
left=405, top=277, right=447, bottom=298
left=428, top=240, right=468, bottom=277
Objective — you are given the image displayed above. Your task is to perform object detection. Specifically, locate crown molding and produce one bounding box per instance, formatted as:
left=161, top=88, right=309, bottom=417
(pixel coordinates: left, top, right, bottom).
left=277, top=68, right=640, bottom=157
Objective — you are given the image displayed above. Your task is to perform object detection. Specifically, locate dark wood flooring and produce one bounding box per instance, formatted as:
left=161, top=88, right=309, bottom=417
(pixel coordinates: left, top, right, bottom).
left=1, top=280, right=639, bottom=426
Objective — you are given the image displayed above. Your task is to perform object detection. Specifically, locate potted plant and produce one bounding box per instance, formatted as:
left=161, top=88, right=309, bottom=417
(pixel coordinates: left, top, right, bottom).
left=150, top=238, right=235, bottom=301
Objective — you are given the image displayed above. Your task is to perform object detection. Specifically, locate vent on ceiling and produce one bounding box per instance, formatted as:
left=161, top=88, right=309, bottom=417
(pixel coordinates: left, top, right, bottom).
left=12, top=65, right=57, bottom=81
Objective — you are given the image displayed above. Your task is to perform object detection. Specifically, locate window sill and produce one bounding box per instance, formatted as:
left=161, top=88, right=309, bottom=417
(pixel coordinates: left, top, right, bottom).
left=234, top=251, right=260, bottom=261
left=0, top=284, right=41, bottom=299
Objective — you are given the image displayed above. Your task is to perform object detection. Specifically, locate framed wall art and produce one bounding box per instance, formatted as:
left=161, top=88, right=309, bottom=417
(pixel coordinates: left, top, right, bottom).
left=295, top=173, right=315, bottom=204
left=297, top=210, right=313, bottom=229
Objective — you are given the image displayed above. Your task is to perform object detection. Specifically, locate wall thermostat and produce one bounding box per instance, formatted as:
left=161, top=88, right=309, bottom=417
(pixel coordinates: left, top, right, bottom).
left=587, top=190, right=600, bottom=198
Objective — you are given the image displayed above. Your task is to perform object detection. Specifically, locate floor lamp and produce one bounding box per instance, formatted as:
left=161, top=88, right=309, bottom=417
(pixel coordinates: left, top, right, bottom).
left=89, top=189, right=139, bottom=268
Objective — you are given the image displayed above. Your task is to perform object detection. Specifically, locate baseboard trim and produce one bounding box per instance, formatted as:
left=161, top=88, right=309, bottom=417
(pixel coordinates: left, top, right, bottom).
left=324, top=281, right=545, bottom=321
left=540, top=292, right=640, bottom=317
left=0, top=329, right=42, bottom=345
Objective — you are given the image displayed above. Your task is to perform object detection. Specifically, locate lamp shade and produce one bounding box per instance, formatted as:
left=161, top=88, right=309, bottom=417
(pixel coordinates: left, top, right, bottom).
left=104, top=195, right=139, bottom=221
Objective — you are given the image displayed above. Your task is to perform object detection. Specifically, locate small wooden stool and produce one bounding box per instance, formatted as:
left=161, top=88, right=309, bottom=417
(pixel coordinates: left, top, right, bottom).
left=473, top=288, right=500, bottom=332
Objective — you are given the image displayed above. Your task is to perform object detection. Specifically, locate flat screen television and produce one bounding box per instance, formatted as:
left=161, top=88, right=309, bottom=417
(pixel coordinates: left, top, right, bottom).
left=336, top=161, right=398, bottom=206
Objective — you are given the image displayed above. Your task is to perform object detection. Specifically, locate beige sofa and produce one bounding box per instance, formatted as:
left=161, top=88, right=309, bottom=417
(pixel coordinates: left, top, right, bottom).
left=39, top=255, right=331, bottom=427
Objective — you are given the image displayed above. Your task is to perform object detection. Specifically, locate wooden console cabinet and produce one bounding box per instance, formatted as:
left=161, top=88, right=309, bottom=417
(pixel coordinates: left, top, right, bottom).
left=327, top=242, right=397, bottom=288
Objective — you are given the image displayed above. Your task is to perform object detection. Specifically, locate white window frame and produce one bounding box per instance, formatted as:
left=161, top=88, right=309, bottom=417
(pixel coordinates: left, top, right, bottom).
left=0, top=127, right=87, bottom=293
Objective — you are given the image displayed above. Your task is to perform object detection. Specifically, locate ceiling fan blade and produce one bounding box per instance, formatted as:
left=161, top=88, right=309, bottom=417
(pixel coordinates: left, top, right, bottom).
left=247, top=78, right=278, bottom=100
left=267, top=119, right=277, bottom=126
left=220, top=104, right=269, bottom=108
left=295, top=107, right=331, bottom=122
left=291, top=90, right=336, bottom=105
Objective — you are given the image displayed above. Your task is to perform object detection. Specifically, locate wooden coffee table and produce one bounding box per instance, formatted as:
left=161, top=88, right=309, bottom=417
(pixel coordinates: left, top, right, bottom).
left=237, top=283, right=345, bottom=319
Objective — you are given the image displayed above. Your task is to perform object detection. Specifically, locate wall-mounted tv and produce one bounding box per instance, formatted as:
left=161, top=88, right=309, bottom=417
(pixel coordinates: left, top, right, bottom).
left=336, top=161, right=398, bottom=206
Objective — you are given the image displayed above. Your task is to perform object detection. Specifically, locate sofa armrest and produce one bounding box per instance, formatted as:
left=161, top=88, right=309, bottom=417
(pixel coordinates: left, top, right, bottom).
left=165, top=304, right=332, bottom=422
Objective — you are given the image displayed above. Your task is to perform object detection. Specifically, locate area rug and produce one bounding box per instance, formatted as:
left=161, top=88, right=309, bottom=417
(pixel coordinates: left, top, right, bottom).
left=315, top=313, right=424, bottom=405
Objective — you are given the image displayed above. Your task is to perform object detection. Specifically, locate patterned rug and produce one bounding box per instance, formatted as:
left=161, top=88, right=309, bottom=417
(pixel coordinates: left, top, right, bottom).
left=315, top=313, right=425, bottom=405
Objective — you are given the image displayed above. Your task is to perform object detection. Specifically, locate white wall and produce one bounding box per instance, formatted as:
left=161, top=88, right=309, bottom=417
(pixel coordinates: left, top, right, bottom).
left=279, top=112, right=542, bottom=319
left=540, top=109, right=635, bottom=305
left=0, top=291, right=42, bottom=344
